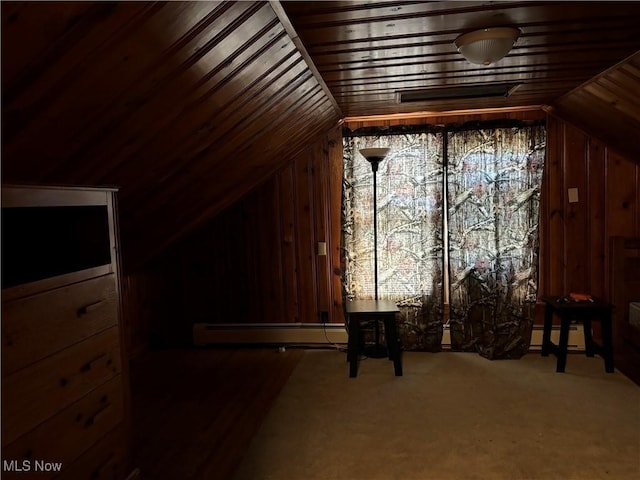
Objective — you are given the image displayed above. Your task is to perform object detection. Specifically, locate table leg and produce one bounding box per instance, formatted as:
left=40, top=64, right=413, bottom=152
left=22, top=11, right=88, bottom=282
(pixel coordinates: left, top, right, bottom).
left=583, top=318, right=594, bottom=357
left=602, top=313, right=614, bottom=373
left=386, top=316, right=402, bottom=376
left=347, top=315, right=359, bottom=378
left=383, top=317, right=391, bottom=360
left=556, top=317, right=570, bottom=372
left=542, top=303, right=553, bottom=357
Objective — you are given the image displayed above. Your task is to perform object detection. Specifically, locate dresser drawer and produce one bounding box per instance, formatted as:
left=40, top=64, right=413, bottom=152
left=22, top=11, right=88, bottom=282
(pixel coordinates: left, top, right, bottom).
left=2, top=274, right=118, bottom=376
left=2, top=375, right=124, bottom=479
left=2, top=327, right=121, bottom=446
left=55, top=425, right=128, bottom=480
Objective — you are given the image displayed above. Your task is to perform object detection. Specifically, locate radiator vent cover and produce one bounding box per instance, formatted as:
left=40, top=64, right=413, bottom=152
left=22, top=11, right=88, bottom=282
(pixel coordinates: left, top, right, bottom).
left=397, top=83, right=520, bottom=103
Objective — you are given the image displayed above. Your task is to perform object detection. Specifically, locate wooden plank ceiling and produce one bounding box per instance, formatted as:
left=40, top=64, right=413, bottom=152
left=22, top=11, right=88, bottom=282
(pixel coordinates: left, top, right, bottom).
left=3, top=1, right=640, bottom=269
left=1, top=1, right=340, bottom=270
left=549, top=51, right=640, bottom=162
left=281, top=0, right=640, bottom=117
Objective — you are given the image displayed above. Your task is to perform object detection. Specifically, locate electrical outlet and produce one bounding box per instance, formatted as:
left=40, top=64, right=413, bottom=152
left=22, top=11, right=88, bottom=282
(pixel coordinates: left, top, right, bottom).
left=321, top=311, right=329, bottom=323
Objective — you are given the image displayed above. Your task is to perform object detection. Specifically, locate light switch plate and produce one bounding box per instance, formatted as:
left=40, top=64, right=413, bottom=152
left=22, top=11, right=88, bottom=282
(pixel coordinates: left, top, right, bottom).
left=568, top=188, right=579, bottom=203
left=317, top=241, right=327, bottom=256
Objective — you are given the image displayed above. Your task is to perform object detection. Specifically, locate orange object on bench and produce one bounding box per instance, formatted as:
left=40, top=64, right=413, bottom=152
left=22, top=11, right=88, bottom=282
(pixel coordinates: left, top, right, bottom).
left=569, top=293, right=593, bottom=302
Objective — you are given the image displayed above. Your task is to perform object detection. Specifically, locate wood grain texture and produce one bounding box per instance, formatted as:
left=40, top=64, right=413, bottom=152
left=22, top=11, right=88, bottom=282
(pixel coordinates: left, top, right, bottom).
left=0, top=185, right=132, bottom=479
left=2, top=327, right=121, bottom=446
left=120, top=126, right=342, bottom=352
left=4, top=1, right=640, bottom=275
left=541, top=114, right=640, bottom=302
left=118, top=107, right=640, bottom=357
left=2, top=1, right=340, bottom=271
left=551, top=52, right=640, bottom=162
left=2, top=274, right=118, bottom=375
left=282, top=1, right=640, bottom=116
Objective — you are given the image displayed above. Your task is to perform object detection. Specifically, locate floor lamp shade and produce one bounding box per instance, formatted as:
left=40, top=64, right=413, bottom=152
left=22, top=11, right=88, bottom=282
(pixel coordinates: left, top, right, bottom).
left=359, top=148, right=390, bottom=173
left=359, top=147, right=391, bottom=300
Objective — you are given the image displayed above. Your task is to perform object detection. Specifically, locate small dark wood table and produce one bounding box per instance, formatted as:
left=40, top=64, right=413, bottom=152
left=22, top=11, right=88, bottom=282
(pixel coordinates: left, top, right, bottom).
left=542, top=296, right=614, bottom=373
left=345, top=300, right=402, bottom=378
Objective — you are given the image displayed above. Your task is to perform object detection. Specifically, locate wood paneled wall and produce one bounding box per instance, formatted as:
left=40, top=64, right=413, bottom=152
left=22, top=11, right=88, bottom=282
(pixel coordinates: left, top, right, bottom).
left=123, top=125, right=343, bottom=352
left=123, top=109, right=640, bottom=354
left=2, top=1, right=340, bottom=273
left=540, top=114, right=640, bottom=299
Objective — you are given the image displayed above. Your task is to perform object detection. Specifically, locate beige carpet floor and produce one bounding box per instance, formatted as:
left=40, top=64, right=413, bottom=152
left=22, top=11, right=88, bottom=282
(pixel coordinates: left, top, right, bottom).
left=234, top=350, right=640, bottom=480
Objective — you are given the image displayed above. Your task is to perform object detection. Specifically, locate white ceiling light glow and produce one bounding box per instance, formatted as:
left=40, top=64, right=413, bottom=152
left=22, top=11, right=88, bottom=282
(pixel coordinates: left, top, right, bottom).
left=454, top=27, right=521, bottom=66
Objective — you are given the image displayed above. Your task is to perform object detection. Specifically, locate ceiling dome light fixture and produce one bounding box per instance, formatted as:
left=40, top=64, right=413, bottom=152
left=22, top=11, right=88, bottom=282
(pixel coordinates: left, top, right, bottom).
left=454, top=27, right=520, bottom=66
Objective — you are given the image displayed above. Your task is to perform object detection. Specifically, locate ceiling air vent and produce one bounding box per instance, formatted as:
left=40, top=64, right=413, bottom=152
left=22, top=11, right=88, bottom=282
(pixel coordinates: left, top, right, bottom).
left=397, top=83, right=520, bottom=103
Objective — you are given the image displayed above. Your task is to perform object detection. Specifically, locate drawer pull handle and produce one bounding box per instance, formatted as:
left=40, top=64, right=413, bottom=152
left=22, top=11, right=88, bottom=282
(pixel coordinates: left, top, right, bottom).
left=91, top=453, right=115, bottom=480
left=85, top=403, right=112, bottom=428
left=80, top=353, right=108, bottom=372
left=77, top=299, right=105, bottom=317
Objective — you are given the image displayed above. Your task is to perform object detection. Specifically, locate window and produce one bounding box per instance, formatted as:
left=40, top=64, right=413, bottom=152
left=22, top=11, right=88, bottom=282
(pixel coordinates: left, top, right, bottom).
left=342, top=122, right=546, bottom=357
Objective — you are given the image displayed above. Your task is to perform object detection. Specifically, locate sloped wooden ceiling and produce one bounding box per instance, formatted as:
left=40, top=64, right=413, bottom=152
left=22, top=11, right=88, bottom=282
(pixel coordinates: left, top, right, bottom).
left=1, top=1, right=341, bottom=270
left=549, top=52, right=640, bottom=162
left=4, top=2, right=640, bottom=271
left=281, top=1, right=640, bottom=116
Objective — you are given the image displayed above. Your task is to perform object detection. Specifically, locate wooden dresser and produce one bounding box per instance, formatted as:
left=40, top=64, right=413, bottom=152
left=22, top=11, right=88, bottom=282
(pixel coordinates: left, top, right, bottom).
left=2, top=185, right=131, bottom=479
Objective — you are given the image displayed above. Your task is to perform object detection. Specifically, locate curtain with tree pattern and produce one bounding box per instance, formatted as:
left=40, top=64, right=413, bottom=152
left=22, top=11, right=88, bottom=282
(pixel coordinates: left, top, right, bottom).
left=342, top=133, right=445, bottom=351
left=446, top=126, right=546, bottom=359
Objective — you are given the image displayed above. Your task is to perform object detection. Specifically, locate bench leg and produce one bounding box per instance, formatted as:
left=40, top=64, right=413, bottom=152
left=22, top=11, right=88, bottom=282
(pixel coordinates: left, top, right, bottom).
left=602, top=314, right=614, bottom=373
left=556, top=317, right=570, bottom=372
left=542, top=304, right=553, bottom=357
left=583, top=318, right=595, bottom=357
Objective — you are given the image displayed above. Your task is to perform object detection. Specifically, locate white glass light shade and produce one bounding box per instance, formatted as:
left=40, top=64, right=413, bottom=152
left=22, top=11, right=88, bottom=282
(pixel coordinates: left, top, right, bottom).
left=454, top=27, right=520, bottom=66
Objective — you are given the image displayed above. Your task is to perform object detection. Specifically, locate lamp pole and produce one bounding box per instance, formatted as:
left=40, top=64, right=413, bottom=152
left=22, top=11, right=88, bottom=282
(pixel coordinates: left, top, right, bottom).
left=358, top=148, right=390, bottom=300
left=370, top=157, right=380, bottom=301
left=359, top=148, right=390, bottom=358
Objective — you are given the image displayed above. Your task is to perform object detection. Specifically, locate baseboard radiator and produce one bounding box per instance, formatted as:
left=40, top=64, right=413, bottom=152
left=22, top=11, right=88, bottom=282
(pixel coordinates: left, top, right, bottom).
left=193, top=323, right=585, bottom=352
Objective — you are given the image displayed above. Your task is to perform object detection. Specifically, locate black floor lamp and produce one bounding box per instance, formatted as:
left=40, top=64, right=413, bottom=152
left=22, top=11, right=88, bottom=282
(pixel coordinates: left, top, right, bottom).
left=359, top=147, right=391, bottom=357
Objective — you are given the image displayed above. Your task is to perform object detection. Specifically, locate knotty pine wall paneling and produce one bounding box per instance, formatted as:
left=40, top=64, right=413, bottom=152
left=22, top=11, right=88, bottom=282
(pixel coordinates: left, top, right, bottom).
left=328, top=132, right=346, bottom=326
left=276, top=167, right=300, bottom=324
left=541, top=114, right=640, bottom=302
left=564, top=121, right=589, bottom=295
left=293, top=142, right=319, bottom=326
left=122, top=126, right=343, bottom=353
